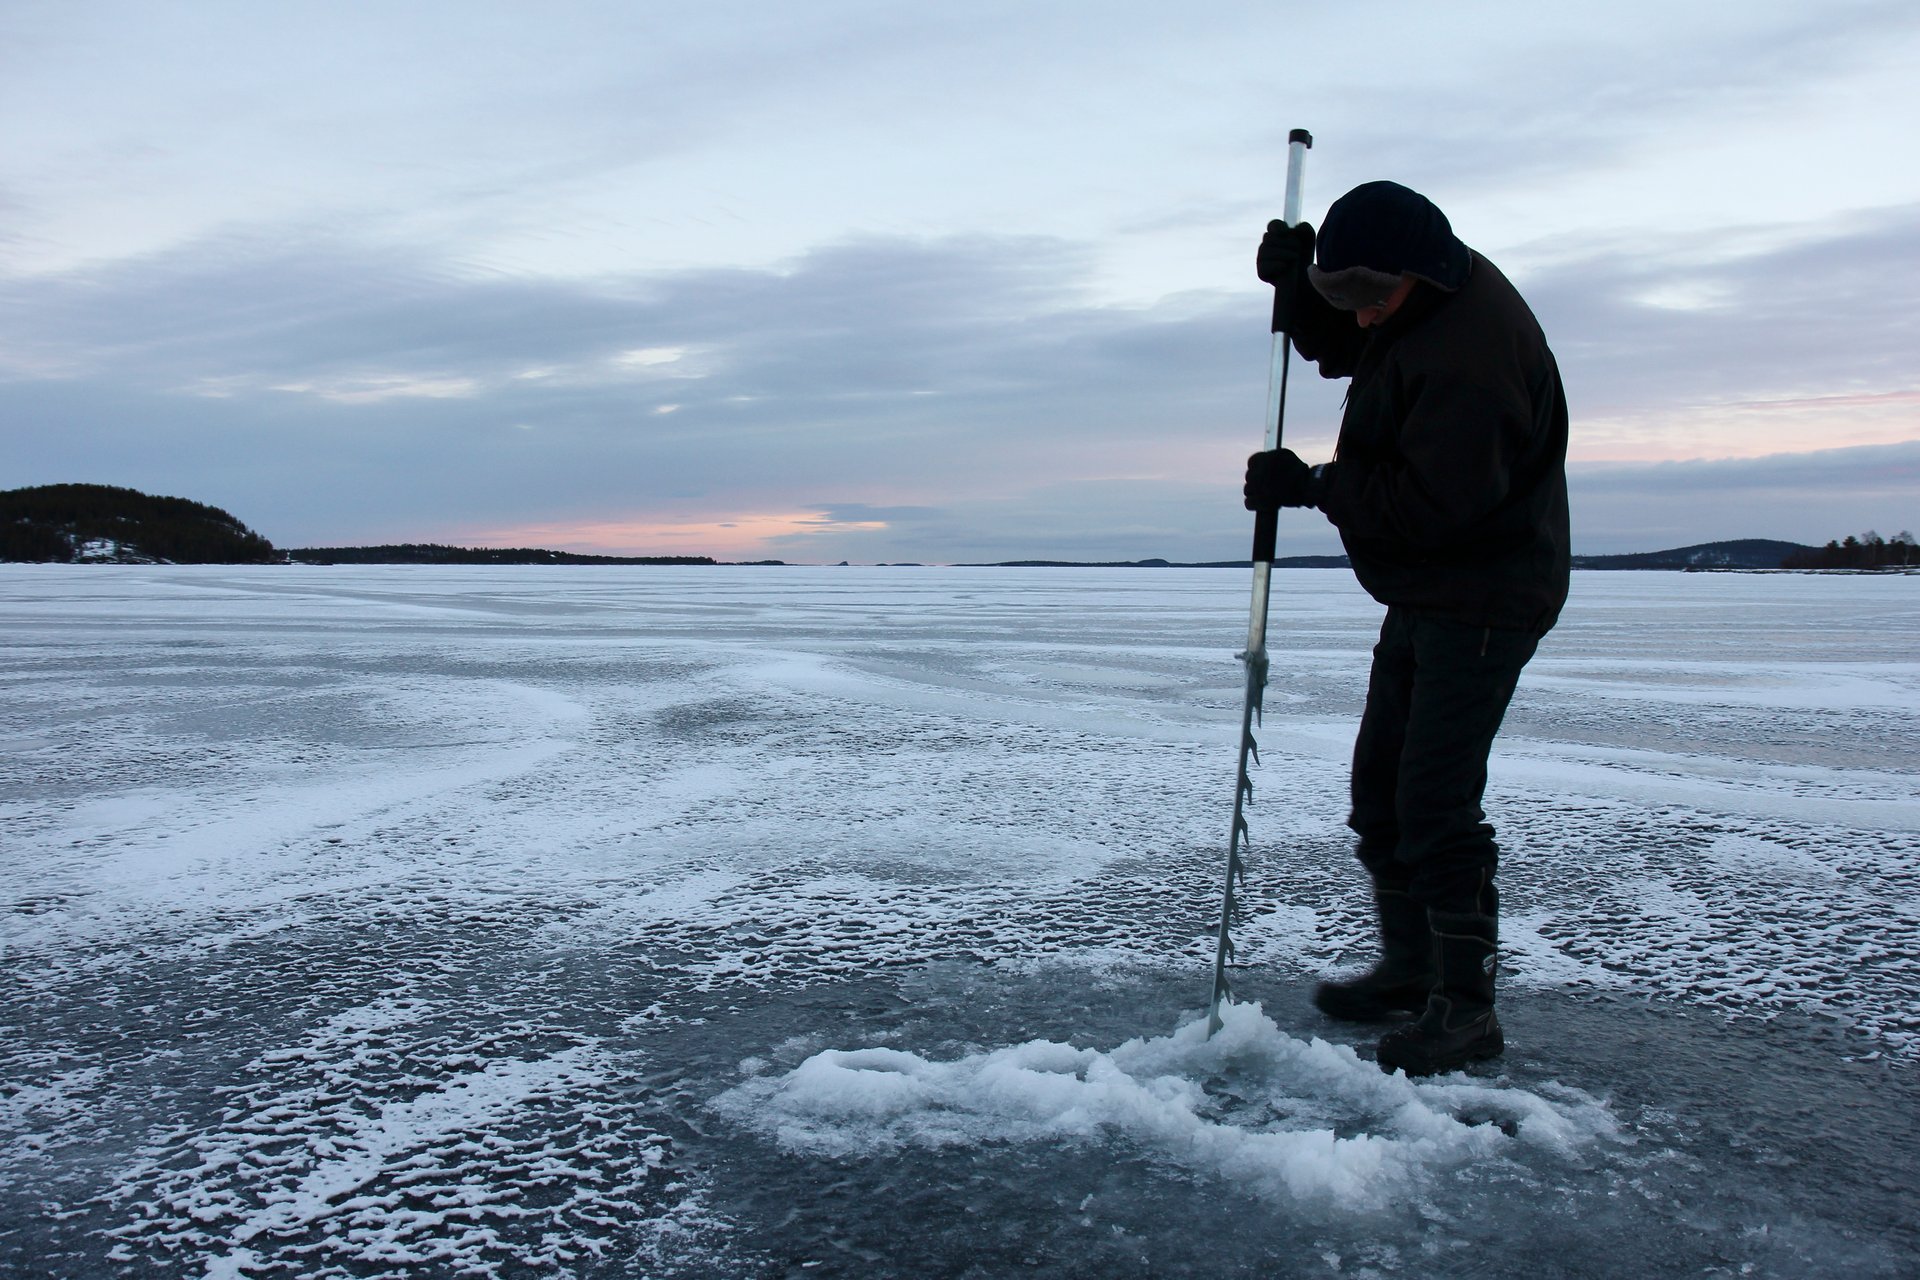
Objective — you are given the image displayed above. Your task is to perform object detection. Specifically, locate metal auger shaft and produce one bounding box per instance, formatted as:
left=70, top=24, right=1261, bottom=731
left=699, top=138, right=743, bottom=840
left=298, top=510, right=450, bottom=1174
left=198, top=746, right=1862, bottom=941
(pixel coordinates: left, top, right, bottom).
left=1206, top=127, right=1311, bottom=1038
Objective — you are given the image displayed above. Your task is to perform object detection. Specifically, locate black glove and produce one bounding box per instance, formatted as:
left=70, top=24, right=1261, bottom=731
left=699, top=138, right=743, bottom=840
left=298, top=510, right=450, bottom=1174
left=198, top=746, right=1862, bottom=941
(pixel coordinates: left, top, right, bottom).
left=1243, top=449, right=1320, bottom=511
left=1255, top=219, right=1315, bottom=286
left=1256, top=220, right=1316, bottom=334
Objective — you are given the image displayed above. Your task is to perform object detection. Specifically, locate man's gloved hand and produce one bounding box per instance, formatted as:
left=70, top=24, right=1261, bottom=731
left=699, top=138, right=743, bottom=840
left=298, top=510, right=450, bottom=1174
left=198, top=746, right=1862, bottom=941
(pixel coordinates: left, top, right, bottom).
left=1243, top=449, right=1321, bottom=510
left=1256, top=220, right=1316, bottom=333
left=1255, top=219, right=1315, bottom=287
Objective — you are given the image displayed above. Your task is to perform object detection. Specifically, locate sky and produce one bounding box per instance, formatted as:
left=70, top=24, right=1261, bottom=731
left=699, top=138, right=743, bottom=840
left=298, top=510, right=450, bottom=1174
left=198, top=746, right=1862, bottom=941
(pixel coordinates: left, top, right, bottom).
left=2, top=0, right=1916, bottom=561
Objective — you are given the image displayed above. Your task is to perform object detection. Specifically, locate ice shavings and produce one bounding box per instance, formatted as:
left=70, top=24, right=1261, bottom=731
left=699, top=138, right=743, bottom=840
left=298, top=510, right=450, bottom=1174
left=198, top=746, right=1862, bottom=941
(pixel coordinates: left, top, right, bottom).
left=712, top=1001, right=1616, bottom=1209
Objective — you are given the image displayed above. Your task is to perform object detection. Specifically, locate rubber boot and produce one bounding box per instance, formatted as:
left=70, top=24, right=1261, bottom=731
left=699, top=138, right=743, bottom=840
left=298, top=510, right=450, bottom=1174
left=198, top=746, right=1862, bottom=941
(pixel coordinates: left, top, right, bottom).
left=1312, top=887, right=1437, bottom=1022
left=1375, top=909, right=1503, bottom=1076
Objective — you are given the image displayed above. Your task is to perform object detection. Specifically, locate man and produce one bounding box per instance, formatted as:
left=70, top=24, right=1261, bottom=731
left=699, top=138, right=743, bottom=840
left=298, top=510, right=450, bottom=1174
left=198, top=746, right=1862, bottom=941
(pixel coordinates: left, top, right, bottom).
left=1243, top=180, right=1569, bottom=1076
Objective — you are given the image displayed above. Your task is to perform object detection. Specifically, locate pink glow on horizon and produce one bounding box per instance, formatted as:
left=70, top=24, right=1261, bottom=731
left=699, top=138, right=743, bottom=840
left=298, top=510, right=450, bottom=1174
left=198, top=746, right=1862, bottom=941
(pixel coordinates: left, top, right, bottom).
left=1567, top=388, right=1919, bottom=464
left=454, top=510, right=888, bottom=559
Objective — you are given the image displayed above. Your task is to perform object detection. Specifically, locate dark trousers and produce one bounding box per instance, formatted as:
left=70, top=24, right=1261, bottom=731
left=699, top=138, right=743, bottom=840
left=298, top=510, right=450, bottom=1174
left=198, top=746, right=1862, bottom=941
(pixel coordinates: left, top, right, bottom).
left=1348, top=607, right=1538, bottom=916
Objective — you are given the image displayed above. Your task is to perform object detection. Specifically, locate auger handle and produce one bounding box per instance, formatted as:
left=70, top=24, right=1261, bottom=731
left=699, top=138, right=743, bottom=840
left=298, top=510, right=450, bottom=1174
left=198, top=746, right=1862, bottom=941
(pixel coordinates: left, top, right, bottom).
left=1250, top=129, right=1312, bottom=567
left=1265, top=127, right=1312, bottom=453
left=1268, top=129, right=1315, bottom=338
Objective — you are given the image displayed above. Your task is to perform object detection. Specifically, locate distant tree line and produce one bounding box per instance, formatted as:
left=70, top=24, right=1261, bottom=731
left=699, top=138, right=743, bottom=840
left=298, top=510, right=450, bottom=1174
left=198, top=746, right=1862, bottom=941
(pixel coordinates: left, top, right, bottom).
left=1, top=483, right=276, bottom=564
left=287, top=543, right=716, bottom=566
left=1781, top=530, right=1917, bottom=569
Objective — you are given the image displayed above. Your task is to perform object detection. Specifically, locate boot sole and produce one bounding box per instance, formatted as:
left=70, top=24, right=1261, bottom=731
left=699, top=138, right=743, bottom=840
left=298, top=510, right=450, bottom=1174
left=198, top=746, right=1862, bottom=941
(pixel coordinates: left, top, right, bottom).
left=1312, top=981, right=1435, bottom=1024
left=1375, top=1028, right=1505, bottom=1077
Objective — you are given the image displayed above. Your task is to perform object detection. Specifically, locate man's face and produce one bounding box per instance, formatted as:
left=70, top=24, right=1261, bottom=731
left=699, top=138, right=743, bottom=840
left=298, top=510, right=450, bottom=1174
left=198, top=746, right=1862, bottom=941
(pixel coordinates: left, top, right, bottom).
left=1355, top=275, right=1418, bottom=328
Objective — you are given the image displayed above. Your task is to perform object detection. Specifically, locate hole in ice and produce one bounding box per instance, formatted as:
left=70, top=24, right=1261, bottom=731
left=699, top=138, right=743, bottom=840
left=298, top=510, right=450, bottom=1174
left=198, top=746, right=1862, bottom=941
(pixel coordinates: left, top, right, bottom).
left=1448, top=1109, right=1522, bottom=1137
left=710, top=1001, right=1615, bottom=1209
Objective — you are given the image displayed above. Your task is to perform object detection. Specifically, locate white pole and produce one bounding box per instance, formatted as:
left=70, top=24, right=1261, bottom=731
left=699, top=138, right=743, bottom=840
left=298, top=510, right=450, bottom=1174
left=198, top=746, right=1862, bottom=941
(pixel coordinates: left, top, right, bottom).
left=1207, top=127, right=1312, bottom=1037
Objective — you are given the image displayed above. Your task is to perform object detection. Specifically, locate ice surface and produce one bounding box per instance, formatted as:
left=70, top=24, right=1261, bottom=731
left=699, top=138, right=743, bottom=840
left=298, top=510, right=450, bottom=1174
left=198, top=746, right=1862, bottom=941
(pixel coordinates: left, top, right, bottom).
left=3, top=564, right=1917, bottom=1277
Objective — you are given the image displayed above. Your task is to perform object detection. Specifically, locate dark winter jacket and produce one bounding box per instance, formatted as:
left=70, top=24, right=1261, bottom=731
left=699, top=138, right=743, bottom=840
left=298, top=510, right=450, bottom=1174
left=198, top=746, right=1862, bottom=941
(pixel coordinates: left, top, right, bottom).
left=1292, top=252, right=1570, bottom=635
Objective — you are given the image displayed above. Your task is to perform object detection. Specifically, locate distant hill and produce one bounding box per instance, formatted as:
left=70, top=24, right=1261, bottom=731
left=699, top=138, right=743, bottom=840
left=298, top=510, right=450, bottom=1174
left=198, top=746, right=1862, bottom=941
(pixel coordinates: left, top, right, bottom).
left=1569, top=539, right=1816, bottom=570
left=288, top=543, right=718, bottom=566
left=0, top=483, right=276, bottom=564
left=964, top=556, right=1353, bottom=569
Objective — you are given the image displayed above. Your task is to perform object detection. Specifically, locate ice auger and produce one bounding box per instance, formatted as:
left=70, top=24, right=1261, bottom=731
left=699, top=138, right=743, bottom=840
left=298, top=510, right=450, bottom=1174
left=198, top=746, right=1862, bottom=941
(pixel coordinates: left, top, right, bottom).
left=1207, top=127, right=1312, bottom=1037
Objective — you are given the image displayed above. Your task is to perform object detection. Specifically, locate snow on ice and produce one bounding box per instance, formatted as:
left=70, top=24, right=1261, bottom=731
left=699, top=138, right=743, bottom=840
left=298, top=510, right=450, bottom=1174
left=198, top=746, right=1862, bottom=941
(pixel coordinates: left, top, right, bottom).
left=1, top=564, right=1916, bottom=1277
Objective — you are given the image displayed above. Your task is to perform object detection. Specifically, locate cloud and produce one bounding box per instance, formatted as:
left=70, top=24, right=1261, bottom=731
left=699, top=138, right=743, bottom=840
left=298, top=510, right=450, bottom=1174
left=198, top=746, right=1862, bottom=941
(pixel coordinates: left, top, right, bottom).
left=1328, top=1, right=1920, bottom=198
left=800, top=503, right=945, bottom=524
left=1510, top=203, right=1920, bottom=465
left=1576, top=439, right=1920, bottom=494
left=0, top=228, right=1333, bottom=550
left=757, top=479, right=1339, bottom=564
left=1, top=204, right=1914, bottom=560
left=1570, top=440, right=1920, bottom=550
left=725, top=441, right=1920, bottom=563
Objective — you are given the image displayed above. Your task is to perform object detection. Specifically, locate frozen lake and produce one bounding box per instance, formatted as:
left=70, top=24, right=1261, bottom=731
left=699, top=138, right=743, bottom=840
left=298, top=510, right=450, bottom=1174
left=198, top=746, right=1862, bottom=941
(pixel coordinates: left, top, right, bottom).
left=3, top=565, right=1917, bottom=1278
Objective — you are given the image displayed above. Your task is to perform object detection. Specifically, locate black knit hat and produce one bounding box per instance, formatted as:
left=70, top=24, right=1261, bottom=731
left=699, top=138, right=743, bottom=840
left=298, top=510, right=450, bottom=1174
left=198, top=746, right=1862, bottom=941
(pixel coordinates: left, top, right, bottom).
left=1308, top=181, right=1470, bottom=309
